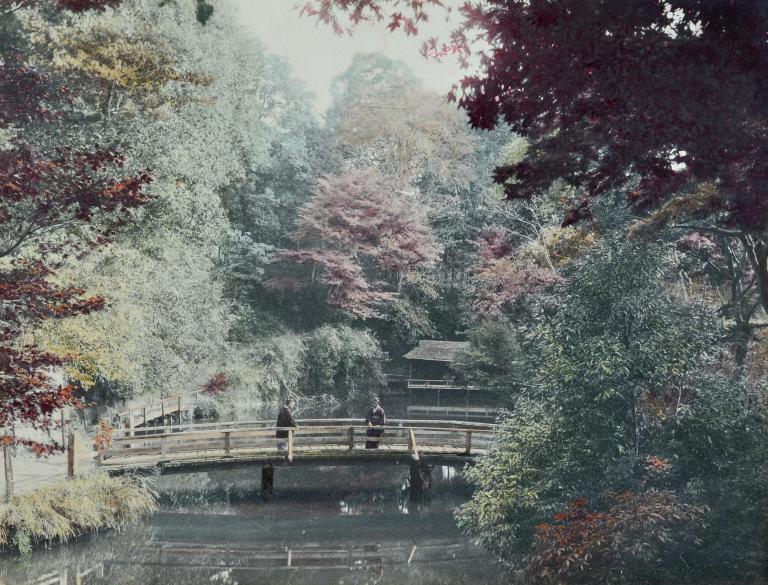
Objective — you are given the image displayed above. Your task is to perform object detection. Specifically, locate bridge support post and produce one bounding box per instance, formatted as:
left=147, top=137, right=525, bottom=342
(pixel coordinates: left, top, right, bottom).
left=3, top=442, right=13, bottom=503
left=125, top=416, right=133, bottom=449
left=287, top=429, right=294, bottom=462
left=261, top=464, right=274, bottom=501
left=409, top=461, right=432, bottom=503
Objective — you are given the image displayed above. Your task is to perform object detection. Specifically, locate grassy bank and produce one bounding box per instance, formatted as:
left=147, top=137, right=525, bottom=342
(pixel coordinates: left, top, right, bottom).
left=0, top=473, right=156, bottom=555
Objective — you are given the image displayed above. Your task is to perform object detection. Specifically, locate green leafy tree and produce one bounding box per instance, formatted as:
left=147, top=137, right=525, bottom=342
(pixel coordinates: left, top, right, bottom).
left=458, top=240, right=768, bottom=580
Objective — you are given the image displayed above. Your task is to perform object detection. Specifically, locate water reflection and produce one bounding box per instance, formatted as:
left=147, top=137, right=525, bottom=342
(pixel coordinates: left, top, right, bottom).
left=3, top=464, right=507, bottom=585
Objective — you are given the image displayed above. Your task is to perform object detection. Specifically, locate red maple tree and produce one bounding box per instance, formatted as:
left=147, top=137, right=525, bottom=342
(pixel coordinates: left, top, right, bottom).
left=270, top=168, right=439, bottom=318
left=471, top=227, right=561, bottom=314
left=300, top=0, right=444, bottom=35
left=202, top=372, right=230, bottom=396
left=0, top=0, right=151, bottom=457
left=0, top=153, right=150, bottom=454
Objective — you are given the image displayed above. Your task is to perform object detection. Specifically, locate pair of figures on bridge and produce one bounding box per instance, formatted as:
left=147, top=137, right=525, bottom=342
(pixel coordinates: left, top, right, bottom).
left=274, top=397, right=387, bottom=450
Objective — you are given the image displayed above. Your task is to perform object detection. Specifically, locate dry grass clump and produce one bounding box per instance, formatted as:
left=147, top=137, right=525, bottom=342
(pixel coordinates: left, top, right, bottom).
left=0, top=472, right=156, bottom=555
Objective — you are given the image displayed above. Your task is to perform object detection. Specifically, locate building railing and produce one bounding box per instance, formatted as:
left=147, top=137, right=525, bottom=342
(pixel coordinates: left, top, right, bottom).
left=407, top=379, right=478, bottom=390
left=406, top=405, right=500, bottom=418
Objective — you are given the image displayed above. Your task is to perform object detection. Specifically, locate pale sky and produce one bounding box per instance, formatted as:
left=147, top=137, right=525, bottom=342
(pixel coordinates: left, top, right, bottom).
left=229, top=0, right=467, bottom=114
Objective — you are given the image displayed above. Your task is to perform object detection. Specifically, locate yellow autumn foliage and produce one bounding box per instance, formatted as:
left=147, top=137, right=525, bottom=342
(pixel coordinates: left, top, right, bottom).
left=52, top=29, right=212, bottom=95
left=521, top=226, right=599, bottom=268
left=18, top=10, right=211, bottom=102
left=542, top=226, right=599, bottom=266
left=628, top=182, right=723, bottom=239
left=37, top=305, right=144, bottom=391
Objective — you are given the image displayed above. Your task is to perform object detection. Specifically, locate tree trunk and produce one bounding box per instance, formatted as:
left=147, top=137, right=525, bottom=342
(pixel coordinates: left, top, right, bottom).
left=742, top=234, right=768, bottom=317
left=756, top=242, right=768, bottom=315
left=733, top=329, right=750, bottom=380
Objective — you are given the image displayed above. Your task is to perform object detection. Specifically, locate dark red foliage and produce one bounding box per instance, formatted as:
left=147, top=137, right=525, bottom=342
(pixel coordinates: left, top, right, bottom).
left=55, top=0, right=119, bottom=10
left=0, top=57, right=57, bottom=128
left=0, top=147, right=152, bottom=258
left=202, top=372, right=230, bottom=396
left=0, top=274, right=107, bottom=455
left=0, top=0, right=120, bottom=13
left=306, top=1, right=768, bottom=232
left=0, top=347, right=85, bottom=436
left=561, top=200, right=594, bottom=228
left=456, top=0, right=768, bottom=231
left=301, top=0, right=444, bottom=35
left=0, top=0, right=146, bottom=457
left=0, top=260, right=105, bottom=340
left=0, top=214, right=146, bottom=455
left=0, top=260, right=108, bottom=453
left=527, top=491, right=707, bottom=584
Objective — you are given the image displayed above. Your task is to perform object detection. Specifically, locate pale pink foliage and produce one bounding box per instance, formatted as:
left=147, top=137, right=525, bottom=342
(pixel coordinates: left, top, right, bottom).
left=271, top=168, right=439, bottom=317
left=272, top=249, right=395, bottom=319
left=676, top=231, right=720, bottom=256
left=472, top=227, right=561, bottom=314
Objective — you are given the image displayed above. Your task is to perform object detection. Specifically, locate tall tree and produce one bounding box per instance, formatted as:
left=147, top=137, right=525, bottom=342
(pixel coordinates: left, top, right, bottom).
left=0, top=0, right=150, bottom=463
left=28, top=0, right=274, bottom=398
left=457, top=241, right=766, bottom=580
left=270, top=168, right=439, bottom=319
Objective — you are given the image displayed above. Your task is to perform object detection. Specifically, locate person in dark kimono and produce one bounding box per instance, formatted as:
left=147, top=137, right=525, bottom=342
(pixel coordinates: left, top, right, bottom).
left=365, top=397, right=386, bottom=449
left=276, top=398, right=297, bottom=451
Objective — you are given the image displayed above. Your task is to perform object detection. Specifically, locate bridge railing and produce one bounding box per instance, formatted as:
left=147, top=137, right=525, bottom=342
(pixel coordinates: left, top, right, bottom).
left=99, top=420, right=496, bottom=465
left=109, top=417, right=496, bottom=439
left=112, top=389, right=207, bottom=426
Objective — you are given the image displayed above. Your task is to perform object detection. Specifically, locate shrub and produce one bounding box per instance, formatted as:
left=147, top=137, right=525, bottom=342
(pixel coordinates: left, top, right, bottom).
left=0, top=473, right=156, bottom=555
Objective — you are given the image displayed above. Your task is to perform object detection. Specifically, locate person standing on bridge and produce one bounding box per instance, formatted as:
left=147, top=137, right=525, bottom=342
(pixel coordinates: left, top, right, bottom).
left=365, top=397, right=386, bottom=449
left=276, top=397, right=297, bottom=452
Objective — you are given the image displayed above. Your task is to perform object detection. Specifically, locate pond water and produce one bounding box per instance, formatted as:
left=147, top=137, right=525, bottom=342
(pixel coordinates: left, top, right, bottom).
left=2, top=464, right=509, bottom=585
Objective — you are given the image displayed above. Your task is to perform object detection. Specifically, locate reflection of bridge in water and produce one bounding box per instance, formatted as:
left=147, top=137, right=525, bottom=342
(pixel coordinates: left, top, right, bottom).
left=30, top=537, right=489, bottom=585
left=108, top=537, right=485, bottom=570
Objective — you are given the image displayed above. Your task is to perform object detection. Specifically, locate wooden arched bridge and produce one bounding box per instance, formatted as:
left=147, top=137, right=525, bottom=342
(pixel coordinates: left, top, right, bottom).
left=81, top=418, right=497, bottom=499
left=96, top=418, right=496, bottom=473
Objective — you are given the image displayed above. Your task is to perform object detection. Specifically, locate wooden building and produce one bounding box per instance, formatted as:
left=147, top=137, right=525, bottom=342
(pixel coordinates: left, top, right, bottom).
left=402, top=341, right=494, bottom=419
left=403, top=340, right=470, bottom=390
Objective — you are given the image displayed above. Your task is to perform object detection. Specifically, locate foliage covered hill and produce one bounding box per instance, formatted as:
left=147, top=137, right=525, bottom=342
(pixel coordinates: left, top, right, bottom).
left=8, top=1, right=510, bottom=413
